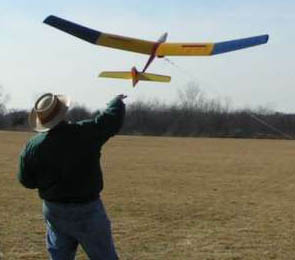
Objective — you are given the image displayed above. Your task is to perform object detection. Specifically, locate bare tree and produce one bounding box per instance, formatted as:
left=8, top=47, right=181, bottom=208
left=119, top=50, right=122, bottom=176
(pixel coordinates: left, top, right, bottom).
left=66, top=105, right=91, bottom=122
left=177, top=81, right=205, bottom=111
left=5, top=110, right=29, bottom=128
left=0, top=86, right=10, bottom=128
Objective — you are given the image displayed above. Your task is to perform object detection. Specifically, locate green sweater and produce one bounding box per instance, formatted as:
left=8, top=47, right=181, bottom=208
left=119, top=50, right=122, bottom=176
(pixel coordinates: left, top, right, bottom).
left=17, top=96, right=125, bottom=203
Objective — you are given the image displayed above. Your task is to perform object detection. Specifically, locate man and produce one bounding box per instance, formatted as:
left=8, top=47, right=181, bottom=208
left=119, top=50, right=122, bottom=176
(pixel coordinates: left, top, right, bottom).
left=17, top=93, right=126, bottom=259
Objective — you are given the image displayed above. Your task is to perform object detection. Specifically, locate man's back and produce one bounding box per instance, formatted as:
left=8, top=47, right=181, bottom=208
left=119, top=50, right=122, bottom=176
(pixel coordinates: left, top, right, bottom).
left=18, top=96, right=126, bottom=203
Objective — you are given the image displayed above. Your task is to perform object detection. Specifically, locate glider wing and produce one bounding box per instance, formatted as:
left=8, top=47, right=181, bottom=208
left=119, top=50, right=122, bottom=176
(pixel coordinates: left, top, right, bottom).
left=43, top=15, right=155, bottom=55
left=157, top=43, right=215, bottom=56
left=156, top=35, right=269, bottom=56
left=44, top=15, right=268, bottom=57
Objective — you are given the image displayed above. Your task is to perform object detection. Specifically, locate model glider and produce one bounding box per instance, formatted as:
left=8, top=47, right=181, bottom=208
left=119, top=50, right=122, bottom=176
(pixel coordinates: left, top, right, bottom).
left=43, top=15, right=269, bottom=87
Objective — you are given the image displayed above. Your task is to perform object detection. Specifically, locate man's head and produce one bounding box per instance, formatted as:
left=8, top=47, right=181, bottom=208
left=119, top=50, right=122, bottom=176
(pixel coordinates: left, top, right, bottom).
left=29, top=93, right=71, bottom=132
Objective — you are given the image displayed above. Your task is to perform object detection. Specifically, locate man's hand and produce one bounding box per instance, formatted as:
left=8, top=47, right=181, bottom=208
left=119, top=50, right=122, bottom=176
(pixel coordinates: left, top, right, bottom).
left=117, top=94, right=127, bottom=100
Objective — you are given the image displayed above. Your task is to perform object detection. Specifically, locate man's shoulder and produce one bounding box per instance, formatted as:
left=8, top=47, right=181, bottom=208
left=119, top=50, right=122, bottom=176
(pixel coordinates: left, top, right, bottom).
left=25, top=133, right=47, bottom=151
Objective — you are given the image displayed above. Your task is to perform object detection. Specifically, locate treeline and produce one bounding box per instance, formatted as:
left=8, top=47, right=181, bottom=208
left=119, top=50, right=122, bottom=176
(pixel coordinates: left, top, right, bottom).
left=1, top=85, right=295, bottom=139
left=121, top=85, right=295, bottom=139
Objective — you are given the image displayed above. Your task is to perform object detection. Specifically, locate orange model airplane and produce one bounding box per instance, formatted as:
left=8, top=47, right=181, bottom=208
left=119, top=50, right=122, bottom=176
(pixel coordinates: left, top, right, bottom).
left=44, top=15, right=269, bottom=87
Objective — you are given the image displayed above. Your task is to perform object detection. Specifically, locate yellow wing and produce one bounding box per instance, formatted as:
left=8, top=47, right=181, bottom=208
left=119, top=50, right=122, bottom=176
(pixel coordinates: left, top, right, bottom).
left=156, top=35, right=269, bottom=56
left=44, top=16, right=269, bottom=57
left=156, top=43, right=214, bottom=56
left=44, top=15, right=155, bottom=55
left=97, top=33, right=154, bottom=55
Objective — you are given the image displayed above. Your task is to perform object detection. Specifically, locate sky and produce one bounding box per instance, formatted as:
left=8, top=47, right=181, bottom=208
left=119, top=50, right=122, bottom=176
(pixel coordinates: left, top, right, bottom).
left=1, top=0, right=295, bottom=112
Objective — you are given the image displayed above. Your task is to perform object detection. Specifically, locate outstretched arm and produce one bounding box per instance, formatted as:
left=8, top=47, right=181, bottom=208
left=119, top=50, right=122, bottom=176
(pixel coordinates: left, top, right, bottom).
left=94, top=94, right=127, bottom=137
left=77, top=94, right=127, bottom=142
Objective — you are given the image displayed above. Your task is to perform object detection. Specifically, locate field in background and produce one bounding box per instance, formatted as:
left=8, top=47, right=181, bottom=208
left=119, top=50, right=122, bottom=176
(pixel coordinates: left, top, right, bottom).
left=0, top=131, right=295, bottom=259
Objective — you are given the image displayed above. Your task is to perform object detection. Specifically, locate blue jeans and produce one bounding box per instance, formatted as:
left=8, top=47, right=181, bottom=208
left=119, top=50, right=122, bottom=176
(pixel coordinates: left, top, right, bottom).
left=43, top=199, right=118, bottom=260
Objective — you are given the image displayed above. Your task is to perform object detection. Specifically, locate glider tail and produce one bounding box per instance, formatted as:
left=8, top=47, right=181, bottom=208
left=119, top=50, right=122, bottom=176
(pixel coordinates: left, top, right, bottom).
left=99, top=67, right=171, bottom=87
left=131, top=67, right=139, bottom=87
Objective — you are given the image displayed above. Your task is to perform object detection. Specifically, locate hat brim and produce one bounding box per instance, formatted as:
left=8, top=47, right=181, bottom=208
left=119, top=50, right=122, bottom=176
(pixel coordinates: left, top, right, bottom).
left=29, top=95, right=70, bottom=132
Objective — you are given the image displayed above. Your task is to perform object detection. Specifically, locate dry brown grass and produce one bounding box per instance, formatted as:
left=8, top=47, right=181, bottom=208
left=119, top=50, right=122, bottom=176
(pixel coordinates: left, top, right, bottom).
left=0, top=130, right=295, bottom=259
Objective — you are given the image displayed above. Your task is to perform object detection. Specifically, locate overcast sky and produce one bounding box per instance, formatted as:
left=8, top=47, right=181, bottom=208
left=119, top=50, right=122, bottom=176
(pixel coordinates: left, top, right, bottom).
left=1, top=0, right=295, bottom=112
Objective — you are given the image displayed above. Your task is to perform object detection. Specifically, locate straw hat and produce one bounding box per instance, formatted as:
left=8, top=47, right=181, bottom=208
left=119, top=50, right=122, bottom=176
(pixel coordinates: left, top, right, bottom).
left=29, top=93, right=71, bottom=132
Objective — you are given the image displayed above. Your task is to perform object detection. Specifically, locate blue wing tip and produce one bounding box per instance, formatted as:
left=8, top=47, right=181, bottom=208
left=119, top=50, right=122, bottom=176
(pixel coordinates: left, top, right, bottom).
left=43, top=15, right=56, bottom=25
left=263, top=34, right=269, bottom=44
left=212, top=34, right=270, bottom=55
left=42, top=15, right=101, bottom=44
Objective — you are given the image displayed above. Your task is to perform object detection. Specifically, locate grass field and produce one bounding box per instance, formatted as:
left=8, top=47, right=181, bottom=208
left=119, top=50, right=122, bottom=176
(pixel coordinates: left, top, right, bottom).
left=0, top=130, right=295, bottom=259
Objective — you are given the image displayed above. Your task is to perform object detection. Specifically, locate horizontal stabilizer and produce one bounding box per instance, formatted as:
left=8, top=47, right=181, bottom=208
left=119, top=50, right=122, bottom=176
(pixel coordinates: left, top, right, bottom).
left=99, top=71, right=132, bottom=79
left=138, top=72, right=171, bottom=82
left=99, top=71, right=171, bottom=83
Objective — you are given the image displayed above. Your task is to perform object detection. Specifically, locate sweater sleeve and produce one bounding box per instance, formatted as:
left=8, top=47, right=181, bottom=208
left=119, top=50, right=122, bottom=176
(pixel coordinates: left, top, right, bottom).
left=17, top=147, right=37, bottom=189
left=77, top=96, right=126, bottom=141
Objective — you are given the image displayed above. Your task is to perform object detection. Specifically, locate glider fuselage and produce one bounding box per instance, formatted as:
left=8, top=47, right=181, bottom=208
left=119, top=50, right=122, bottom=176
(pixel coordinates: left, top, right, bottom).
left=133, top=32, right=168, bottom=86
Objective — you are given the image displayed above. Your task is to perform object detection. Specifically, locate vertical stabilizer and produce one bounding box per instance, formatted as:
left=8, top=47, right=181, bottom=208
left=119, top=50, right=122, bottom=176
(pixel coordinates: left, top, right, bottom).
left=131, top=67, right=139, bottom=87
